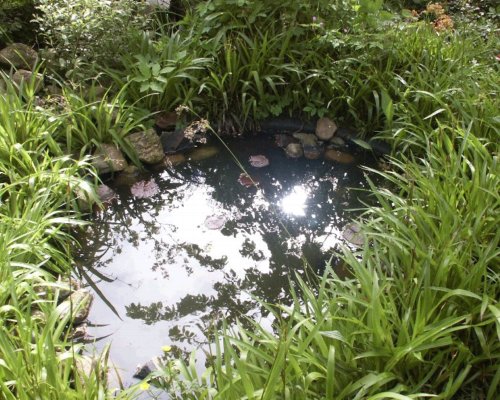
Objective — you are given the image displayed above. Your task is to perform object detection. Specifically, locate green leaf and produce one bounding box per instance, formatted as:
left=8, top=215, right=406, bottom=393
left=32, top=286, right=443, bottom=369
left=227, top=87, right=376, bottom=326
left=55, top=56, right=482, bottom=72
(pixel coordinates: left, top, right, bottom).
left=351, top=138, right=373, bottom=150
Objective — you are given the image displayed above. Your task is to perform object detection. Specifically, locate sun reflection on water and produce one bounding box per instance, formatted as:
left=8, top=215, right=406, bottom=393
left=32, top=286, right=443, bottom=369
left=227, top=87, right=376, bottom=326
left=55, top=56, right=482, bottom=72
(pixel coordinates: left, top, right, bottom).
left=280, top=185, right=309, bottom=216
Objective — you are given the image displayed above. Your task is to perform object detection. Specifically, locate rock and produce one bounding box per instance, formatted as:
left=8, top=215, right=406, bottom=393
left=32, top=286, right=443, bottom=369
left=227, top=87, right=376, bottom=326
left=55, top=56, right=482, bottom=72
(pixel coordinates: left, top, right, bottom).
left=12, top=70, right=44, bottom=93
left=34, top=276, right=80, bottom=301
left=0, top=43, right=38, bottom=70
left=70, top=323, right=88, bottom=340
left=46, top=84, right=63, bottom=96
left=274, top=134, right=293, bottom=148
left=315, top=117, right=337, bottom=141
left=293, top=133, right=321, bottom=160
left=128, top=129, right=164, bottom=164
left=96, top=184, right=117, bottom=204
left=303, top=145, right=323, bottom=160
left=324, top=149, right=355, bottom=164
left=134, top=359, right=158, bottom=380
left=163, top=153, right=186, bottom=166
left=330, top=137, right=345, bottom=147
left=285, top=143, right=303, bottom=158
left=56, top=289, right=93, bottom=324
left=336, top=127, right=357, bottom=141
left=188, top=146, right=219, bottom=161
left=292, top=133, right=318, bottom=147
left=92, top=143, right=128, bottom=174
left=154, top=111, right=177, bottom=131
left=249, top=155, right=269, bottom=168
left=114, top=165, right=142, bottom=186
left=160, top=130, right=186, bottom=153
left=342, top=223, right=365, bottom=247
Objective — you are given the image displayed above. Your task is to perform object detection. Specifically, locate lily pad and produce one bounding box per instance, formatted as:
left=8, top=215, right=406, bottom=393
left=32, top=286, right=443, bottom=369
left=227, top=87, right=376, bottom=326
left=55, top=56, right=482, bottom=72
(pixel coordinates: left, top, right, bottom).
left=204, top=215, right=226, bottom=230
left=249, top=155, right=269, bottom=168
left=238, top=173, right=258, bottom=188
left=130, top=179, right=160, bottom=198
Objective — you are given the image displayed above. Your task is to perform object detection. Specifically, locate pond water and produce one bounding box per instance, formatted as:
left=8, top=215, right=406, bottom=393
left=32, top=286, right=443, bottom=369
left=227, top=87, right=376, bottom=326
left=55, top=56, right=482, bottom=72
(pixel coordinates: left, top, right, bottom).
left=76, top=134, right=375, bottom=385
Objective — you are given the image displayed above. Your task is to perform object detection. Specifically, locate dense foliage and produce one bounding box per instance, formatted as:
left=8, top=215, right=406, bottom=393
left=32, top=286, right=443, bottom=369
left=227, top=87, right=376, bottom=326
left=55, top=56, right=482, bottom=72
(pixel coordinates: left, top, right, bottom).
left=0, top=0, right=498, bottom=399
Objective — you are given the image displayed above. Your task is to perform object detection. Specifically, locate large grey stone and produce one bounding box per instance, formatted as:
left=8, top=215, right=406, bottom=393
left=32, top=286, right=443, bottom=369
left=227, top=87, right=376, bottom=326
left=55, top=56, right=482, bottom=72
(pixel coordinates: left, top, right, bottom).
left=285, top=143, right=303, bottom=158
left=293, top=133, right=318, bottom=147
left=324, top=149, right=355, bottom=164
left=56, top=289, right=93, bottom=324
left=293, top=133, right=322, bottom=160
left=12, top=70, right=44, bottom=93
left=92, top=143, right=128, bottom=174
left=128, top=129, right=164, bottom=164
left=315, top=117, right=337, bottom=141
left=96, top=184, right=117, bottom=205
left=0, top=43, right=38, bottom=70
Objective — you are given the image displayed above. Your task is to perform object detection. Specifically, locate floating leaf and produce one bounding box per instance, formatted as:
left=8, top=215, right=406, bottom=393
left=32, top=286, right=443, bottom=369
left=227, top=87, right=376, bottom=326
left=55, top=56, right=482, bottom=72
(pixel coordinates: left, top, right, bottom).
left=130, top=179, right=160, bottom=198
left=238, top=173, right=258, bottom=188
left=204, top=215, right=226, bottom=230
left=249, top=155, right=270, bottom=168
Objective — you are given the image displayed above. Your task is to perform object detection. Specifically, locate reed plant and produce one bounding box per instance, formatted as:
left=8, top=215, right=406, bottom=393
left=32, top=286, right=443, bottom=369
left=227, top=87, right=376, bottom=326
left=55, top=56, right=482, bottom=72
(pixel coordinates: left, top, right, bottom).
left=60, top=86, right=149, bottom=162
left=141, top=4, right=499, bottom=399
left=149, top=119, right=499, bottom=400
left=0, top=68, right=127, bottom=399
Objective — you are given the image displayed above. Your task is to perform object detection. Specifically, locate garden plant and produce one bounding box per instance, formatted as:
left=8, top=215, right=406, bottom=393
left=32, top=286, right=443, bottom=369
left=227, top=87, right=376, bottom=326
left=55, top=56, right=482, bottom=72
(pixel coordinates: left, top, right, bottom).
left=0, top=0, right=498, bottom=399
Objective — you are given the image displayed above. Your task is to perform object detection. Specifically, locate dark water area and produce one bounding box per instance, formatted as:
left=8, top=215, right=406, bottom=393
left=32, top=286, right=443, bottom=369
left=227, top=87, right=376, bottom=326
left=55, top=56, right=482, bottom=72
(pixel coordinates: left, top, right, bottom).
left=76, top=134, right=376, bottom=385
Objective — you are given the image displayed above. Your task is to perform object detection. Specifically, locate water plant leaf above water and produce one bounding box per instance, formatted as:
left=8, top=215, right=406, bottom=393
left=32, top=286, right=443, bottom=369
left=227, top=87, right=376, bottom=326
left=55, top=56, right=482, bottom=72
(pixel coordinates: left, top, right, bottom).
left=249, top=155, right=269, bottom=168
left=130, top=179, right=160, bottom=198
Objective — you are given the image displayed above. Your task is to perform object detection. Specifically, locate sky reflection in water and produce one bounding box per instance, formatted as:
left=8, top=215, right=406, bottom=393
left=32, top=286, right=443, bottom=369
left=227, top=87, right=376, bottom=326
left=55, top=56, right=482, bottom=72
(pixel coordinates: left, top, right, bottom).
left=76, top=135, right=373, bottom=384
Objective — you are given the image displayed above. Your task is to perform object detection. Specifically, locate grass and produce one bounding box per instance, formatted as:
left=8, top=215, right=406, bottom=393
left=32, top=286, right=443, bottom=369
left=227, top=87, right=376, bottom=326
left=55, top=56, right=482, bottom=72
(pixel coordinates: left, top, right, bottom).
left=144, top=120, right=500, bottom=400
left=135, top=4, right=499, bottom=399
left=0, top=70, right=139, bottom=398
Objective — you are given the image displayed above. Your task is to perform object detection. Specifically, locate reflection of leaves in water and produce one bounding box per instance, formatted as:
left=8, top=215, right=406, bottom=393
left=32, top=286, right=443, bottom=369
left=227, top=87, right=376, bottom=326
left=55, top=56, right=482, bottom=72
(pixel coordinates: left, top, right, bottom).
left=239, top=238, right=265, bottom=261
left=184, top=244, right=228, bottom=271
left=126, top=294, right=211, bottom=325
left=126, top=301, right=164, bottom=325
left=168, top=325, right=196, bottom=344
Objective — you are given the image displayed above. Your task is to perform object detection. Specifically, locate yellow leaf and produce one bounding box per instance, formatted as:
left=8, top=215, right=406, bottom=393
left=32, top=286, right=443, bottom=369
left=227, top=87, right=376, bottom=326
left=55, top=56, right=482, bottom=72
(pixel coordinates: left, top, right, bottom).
left=161, top=345, right=172, bottom=352
left=139, top=382, right=150, bottom=391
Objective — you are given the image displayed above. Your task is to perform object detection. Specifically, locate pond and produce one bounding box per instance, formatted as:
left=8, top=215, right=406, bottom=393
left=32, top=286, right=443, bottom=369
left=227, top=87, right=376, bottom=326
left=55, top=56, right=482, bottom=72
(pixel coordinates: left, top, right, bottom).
left=76, top=133, right=376, bottom=385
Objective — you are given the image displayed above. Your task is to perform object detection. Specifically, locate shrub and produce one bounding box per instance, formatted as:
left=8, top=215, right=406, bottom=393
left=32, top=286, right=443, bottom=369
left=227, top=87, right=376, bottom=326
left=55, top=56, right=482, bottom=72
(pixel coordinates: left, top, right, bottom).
left=34, top=0, right=151, bottom=79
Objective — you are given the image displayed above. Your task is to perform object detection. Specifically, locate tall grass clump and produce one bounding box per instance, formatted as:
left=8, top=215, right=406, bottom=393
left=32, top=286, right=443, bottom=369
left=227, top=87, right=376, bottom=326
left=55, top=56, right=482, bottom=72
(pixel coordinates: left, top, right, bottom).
left=139, top=121, right=500, bottom=399
left=141, top=3, right=499, bottom=399
left=0, top=71, right=134, bottom=398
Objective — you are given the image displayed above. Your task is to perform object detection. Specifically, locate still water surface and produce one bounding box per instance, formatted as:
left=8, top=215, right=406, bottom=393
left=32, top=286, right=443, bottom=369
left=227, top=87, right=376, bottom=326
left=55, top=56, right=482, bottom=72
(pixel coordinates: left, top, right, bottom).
left=76, top=134, right=374, bottom=384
